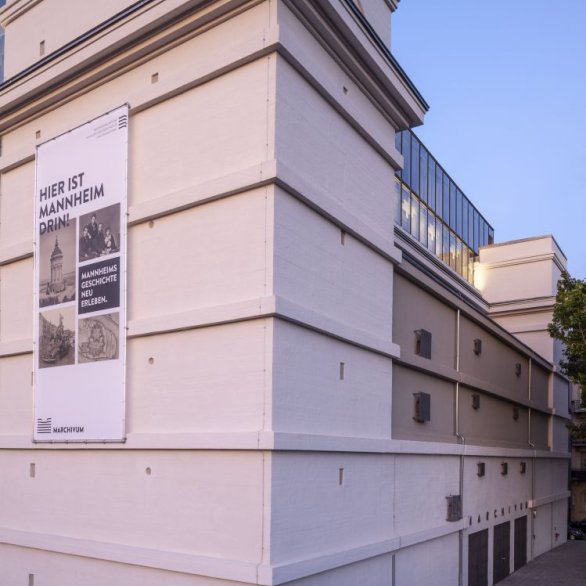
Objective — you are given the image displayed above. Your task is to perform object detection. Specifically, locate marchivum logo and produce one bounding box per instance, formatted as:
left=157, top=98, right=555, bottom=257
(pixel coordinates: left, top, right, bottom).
left=118, top=114, right=128, bottom=129
left=36, top=418, right=52, bottom=434
left=52, top=425, right=85, bottom=434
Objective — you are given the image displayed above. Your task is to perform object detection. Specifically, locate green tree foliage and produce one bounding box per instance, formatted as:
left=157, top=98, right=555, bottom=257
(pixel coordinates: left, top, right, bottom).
left=548, top=272, right=586, bottom=393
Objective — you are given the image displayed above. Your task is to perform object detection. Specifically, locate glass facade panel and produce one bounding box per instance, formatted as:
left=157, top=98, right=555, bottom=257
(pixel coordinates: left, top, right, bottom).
left=462, top=198, right=469, bottom=244
left=428, top=158, right=435, bottom=211
left=435, top=166, right=443, bottom=217
left=419, top=148, right=428, bottom=204
left=410, top=136, right=420, bottom=195
left=419, top=206, right=428, bottom=248
left=443, top=175, right=450, bottom=227
left=468, top=204, right=474, bottom=250
left=410, top=195, right=419, bottom=239
left=394, top=130, right=493, bottom=286
left=427, top=214, right=436, bottom=253
left=394, top=180, right=401, bottom=225
left=442, top=228, right=450, bottom=265
left=449, top=182, right=456, bottom=230
left=401, top=187, right=410, bottom=230
left=456, top=189, right=463, bottom=234
left=402, top=131, right=411, bottom=185
left=449, top=232, right=456, bottom=270
left=395, top=133, right=401, bottom=177
left=462, top=246, right=469, bottom=281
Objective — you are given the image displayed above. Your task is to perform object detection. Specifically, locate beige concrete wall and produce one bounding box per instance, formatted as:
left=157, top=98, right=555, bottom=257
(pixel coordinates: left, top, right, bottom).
left=272, top=320, right=393, bottom=439
left=0, top=450, right=265, bottom=559
left=3, top=0, right=137, bottom=79
left=392, top=364, right=455, bottom=443
left=530, top=412, right=549, bottom=450
left=459, top=386, right=528, bottom=448
left=0, top=544, right=252, bottom=586
left=531, top=363, right=550, bottom=410
left=393, top=274, right=456, bottom=370
left=459, top=316, right=529, bottom=402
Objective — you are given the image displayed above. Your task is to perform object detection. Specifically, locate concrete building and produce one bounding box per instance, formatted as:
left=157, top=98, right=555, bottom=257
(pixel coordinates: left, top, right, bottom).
left=0, top=1, right=570, bottom=586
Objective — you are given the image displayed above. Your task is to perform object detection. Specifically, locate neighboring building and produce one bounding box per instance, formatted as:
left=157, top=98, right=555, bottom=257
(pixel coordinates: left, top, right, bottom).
left=0, top=3, right=570, bottom=586
left=570, top=409, right=586, bottom=522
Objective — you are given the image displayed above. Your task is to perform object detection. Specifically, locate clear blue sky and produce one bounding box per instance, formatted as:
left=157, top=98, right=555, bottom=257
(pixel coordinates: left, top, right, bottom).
left=392, top=1, right=586, bottom=279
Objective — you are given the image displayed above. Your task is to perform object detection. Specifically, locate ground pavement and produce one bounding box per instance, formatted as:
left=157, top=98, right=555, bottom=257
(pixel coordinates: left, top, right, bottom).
left=500, top=541, right=586, bottom=585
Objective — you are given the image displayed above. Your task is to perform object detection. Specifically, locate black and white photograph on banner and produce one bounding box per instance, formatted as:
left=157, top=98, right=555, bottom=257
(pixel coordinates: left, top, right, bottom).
left=78, top=313, right=119, bottom=363
left=38, top=219, right=76, bottom=308
left=78, top=203, right=120, bottom=262
left=38, top=306, right=75, bottom=369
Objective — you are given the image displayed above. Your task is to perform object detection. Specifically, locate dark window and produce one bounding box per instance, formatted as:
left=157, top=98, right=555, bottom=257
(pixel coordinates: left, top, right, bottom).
left=413, top=392, right=431, bottom=422
left=415, top=329, right=432, bottom=359
left=477, top=462, right=486, bottom=477
left=501, top=462, right=508, bottom=475
left=472, top=394, right=480, bottom=410
left=473, top=338, right=482, bottom=355
left=446, top=495, right=462, bottom=521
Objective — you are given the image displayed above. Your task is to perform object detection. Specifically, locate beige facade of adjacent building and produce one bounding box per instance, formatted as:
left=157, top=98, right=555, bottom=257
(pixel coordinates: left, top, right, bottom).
left=0, top=1, right=570, bottom=585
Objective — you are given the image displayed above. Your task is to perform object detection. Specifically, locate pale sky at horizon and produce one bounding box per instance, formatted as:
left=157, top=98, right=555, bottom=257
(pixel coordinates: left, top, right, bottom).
left=392, top=0, right=586, bottom=279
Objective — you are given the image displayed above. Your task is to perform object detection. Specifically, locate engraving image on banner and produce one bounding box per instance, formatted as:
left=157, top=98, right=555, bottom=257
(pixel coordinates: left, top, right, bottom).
left=33, top=106, right=128, bottom=442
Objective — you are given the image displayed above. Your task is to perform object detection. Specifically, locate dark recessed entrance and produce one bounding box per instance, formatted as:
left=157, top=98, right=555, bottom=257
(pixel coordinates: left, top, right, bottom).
left=514, top=516, right=527, bottom=571
left=468, top=529, right=488, bottom=586
left=493, top=521, right=511, bottom=584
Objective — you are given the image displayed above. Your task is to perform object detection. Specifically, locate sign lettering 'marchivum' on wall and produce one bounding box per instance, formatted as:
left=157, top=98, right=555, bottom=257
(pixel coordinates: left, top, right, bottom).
left=33, top=106, right=128, bottom=442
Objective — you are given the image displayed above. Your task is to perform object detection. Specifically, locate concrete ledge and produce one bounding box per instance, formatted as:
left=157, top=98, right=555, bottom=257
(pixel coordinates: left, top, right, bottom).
left=0, top=520, right=466, bottom=586
left=529, top=491, right=571, bottom=509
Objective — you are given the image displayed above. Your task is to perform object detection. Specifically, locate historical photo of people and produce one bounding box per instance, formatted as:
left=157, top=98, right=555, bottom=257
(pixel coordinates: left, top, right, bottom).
left=39, top=219, right=77, bottom=308
left=78, top=204, right=120, bottom=262
left=38, top=306, right=75, bottom=369
left=78, top=312, right=119, bottom=364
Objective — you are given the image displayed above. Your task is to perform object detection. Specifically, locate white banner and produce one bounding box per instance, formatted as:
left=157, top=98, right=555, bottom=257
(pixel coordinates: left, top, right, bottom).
left=33, top=106, right=128, bottom=442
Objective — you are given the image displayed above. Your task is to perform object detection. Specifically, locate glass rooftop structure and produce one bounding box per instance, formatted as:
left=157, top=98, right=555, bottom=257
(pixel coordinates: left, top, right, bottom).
left=395, top=130, right=494, bottom=285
